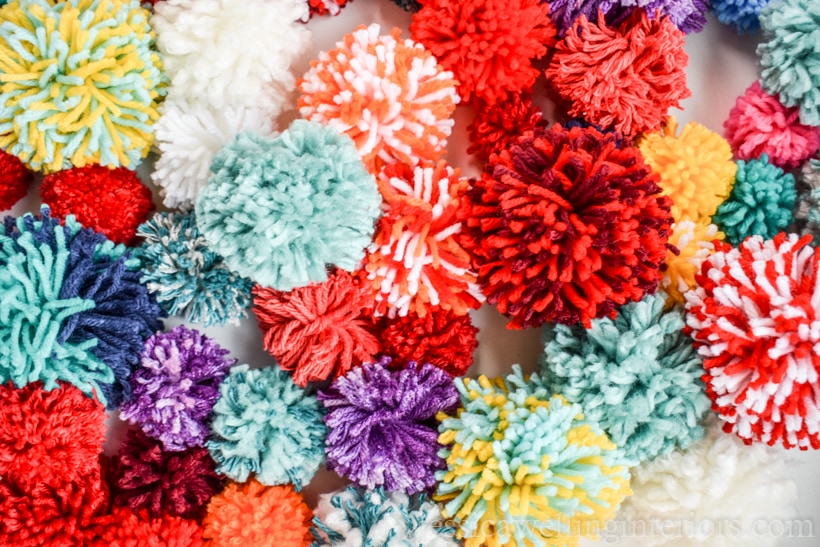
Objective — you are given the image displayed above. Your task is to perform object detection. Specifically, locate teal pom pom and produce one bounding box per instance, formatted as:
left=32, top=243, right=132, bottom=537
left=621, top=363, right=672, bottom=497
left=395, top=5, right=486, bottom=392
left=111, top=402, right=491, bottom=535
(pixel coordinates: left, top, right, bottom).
left=196, top=120, right=381, bottom=290
left=758, top=0, right=820, bottom=126
left=542, top=292, right=710, bottom=466
left=714, top=154, right=797, bottom=246
left=207, top=364, right=326, bottom=489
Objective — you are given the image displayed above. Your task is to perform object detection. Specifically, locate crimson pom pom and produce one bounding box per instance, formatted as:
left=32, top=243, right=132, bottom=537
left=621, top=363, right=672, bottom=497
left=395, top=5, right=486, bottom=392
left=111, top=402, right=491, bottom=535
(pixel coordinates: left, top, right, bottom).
left=41, top=164, right=155, bottom=245
left=461, top=123, right=673, bottom=329
left=111, top=429, right=223, bottom=521
left=378, top=308, right=478, bottom=376
left=468, top=92, right=547, bottom=163
left=0, top=149, right=33, bottom=210
left=89, top=506, right=204, bottom=547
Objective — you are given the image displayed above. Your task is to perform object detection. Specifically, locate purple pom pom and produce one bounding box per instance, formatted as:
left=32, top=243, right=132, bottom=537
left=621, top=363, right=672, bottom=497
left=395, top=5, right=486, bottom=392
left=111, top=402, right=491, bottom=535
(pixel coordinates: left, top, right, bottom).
left=120, top=326, right=235, bottom=451
left=318, top=357, right=458, bottom=494
left=547, top=0, right=707, bottom=35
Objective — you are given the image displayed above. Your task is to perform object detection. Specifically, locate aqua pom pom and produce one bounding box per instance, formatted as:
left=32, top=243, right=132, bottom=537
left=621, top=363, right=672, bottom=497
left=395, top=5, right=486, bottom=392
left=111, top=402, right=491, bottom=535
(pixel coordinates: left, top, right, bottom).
left=711, top=0, right=771, bottom=33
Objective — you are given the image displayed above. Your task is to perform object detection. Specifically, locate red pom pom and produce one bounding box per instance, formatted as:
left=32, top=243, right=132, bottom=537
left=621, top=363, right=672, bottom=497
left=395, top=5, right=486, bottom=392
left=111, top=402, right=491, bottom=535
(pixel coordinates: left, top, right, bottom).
left=89, top=506, right=204, bottom=547
left=41, top=165, right=155, bottom=245
left=545, top=11, right=690, bottom=137
left=308, top=0, right=351, bottom=17
left=253, top=270, right=380, bottom=387
left=0, top=149, right=33, bottom=210
left=468, top=92, right=547, bottom=163
left=461, top=123, right=673, bottom=328
left=410, top=0, right=556, bottom=104
left=378, top=308, right=478, bottom=376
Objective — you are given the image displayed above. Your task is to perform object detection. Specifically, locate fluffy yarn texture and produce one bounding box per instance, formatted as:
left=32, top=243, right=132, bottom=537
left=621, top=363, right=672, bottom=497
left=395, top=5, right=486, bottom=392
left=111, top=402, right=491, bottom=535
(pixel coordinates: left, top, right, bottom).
left=436, top=367, right=631, bottom=547
left=308, top=0, right=350, bottom=17
left=546, top=11, right=690, bottom=138
left=253, top=271, right=380, bottom=387
left=203, top=481, right=311, bottom=547
left=0, top=150, right=31, bottom=210
left=196, top=121, right=380, bottom=290
left=89, top=507, right=204, bottom=547
left=119, top=326, right=235, bottom=451
left=724, top=81, right=820, bottom=170
left=207, top=365, right=326, bottom=488
left=0, top=0, right=164, bottom=172
left=758, top=0, right=820, bottom=126
left=711, top=0, right=772, bottom=33
left=363, top=161, right=483, bottom=318
left=468, top=92, right=546, bottom=163
left=299, top=24, right=459, bottom=172
left=41, top=165, right=155, bottom=245
left=0, top=208, right=162, bottom=408
left=796, top=159, right=820, bottom=238
left=713, top=155, right=796, bottom=246
left=548, top=0, right=708, bottom=36
left=319, top=357, right=458, bottom=494
left=462, top=123, right=673, bottom=328
left=312, top=486, right=457, bottom=546
left=639, top=117, right=737, bottom=223
left=151, top=0, right=310, bottom=114
left=410, top=0, right=555, bottom=105
left=662, top=221, right=723, bottom=304
left=685, top=233, right=820, bottom=449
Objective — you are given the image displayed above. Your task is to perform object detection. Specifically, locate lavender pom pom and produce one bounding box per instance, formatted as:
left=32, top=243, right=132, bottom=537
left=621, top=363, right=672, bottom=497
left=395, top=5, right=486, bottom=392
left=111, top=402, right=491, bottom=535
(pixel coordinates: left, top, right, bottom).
left=120, top=326, right=235, bottom=451
left=318, top=358, right=458, bottom=494
left=548, top=0, right=707, bottom=35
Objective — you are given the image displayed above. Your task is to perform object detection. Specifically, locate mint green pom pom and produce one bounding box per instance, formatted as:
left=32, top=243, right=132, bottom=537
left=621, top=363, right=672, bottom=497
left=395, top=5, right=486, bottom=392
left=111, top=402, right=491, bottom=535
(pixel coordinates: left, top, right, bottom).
left=196, top=120, right=381, bottom=291
left=541, top=292, right=710, bottom=466
left=714, top=154, right=796, bottom=246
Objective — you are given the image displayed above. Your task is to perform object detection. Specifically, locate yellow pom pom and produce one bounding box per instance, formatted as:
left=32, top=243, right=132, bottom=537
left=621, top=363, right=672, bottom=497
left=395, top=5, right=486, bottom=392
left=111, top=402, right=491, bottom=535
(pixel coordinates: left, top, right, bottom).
left=663, top=220, right=724, bottom=304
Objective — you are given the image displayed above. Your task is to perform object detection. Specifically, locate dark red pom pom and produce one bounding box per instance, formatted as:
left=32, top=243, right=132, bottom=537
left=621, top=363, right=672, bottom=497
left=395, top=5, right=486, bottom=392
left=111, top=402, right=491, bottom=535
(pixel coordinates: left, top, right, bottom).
left=89, top=506, right=204, bottom=547
left=468, top=92, right=546, bottom=163
left=0, top=150, right=33, bottom=210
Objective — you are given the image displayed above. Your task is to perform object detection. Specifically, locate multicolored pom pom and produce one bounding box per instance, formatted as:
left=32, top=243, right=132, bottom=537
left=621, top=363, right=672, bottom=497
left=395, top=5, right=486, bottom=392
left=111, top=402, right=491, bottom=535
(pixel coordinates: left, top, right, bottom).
left=662, top=220, right=723, bottom=304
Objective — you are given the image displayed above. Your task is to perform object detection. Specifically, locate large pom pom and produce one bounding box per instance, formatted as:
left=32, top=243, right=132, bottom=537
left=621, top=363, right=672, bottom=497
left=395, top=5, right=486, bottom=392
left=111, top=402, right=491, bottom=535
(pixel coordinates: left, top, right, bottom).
left=318, top=358, right=458, bottom=494
left=685, top=233, right=820, bottom=449
left=89, top=506, right=204, bottom=547
left=468, top=92, right=546, bottom=163
left=203, top=480, right=311, bottom=547
left=0, top=150, right=32, bottom=210
left=462, top=123, right=673, bottom=328
left=436, top=367, right=631, bottom=547
left=253, top=271, right=380, bottom=387
left=362, top=161, right=483, bottom=318
left=0, top=0, right=165, bottom=172
left=299, top=24, right=459, bottom=172
left=548, top=0, right=708, bottom=36
left=662, top=220, right=723, bottom=304
left=312, top=486, right=457, bottom=546
left=207, top=365, right=326, bottom=488
left=410, top=0, right=555, bottom=105
left=196, top=121, right=381, bottom=290
left=119, top=326, right=235, bottom=451
left=711, top=0, right=772, bottom=33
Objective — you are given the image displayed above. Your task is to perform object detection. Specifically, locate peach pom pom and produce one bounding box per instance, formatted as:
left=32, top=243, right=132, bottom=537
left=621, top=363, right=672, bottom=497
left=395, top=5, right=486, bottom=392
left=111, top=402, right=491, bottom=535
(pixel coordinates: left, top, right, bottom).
left=662, top=220, right=724, bottom=305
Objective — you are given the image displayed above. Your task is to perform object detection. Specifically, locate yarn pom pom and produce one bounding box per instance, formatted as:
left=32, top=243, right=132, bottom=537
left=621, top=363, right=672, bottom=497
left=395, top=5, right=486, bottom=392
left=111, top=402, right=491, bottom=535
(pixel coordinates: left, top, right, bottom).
left=111, top=429, right=223, bottom=520
left=119, top=326, right=235, bottom=451
left=312, top=486, right=457, bottom=546
left=758, top=0, right=820, bottom=126
left=203, top=480, right=311, bottom=547
left=196, top=121, right=380, bottom=290
left=207, top=365, right=326, bottom=488
left=468, top=92, right=546, bottom=163
left=436, top=366, right=631, bottom=547
left=308, top=0, right=350, bottom=17
left=713, top=155, right=796, bottom=245
left=711, top=0, right=772, bottom=33
left=90, top=507, right=203, bottom=547
left=410, top=0, right=556, bottom=104
left=685, top=233, right=820, bottom=449
left=378, top=308, right=478, bottom=377
left=548, top=0, right=708, bottom=36
left=0, top=0, right=164, bottom=172
left=0, top=150, right=32, bottom=210
left=662, top=220, right=723, bottom=304
left=724, top=82, right=820, bottom=170
left=0, top=207, right=163, bottom=408
left=363, top=161, right=483, bottom=318
left=40, top=165, right=155, bottom=245
left=462, top=123, right=673, bottom=328
left=319, top=357, right=458, bottom=494
left=253, top=271, right=380, bottom=387
left=152, top=0, right=310, bottom=114
left=299, top=24, right=459, bottom=172
left=639, top=117, right=737, bottom=223
left=546, top=11, right=690, bottom=137
left=391, top=0, right=420, bottom=10
left=796, top=159, right=820, bottom=239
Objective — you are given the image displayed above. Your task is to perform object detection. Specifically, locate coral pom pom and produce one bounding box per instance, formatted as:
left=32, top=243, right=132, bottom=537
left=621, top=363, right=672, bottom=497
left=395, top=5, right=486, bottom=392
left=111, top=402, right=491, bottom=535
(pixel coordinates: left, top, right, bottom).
left=685, top=233, right=820, bottom=449
left=253, top=271, right=380, bottom=387
left=662, top=220, right=723, bottom=304
left=546, top=11, right=690, bottom=137
left=90, top=506, right=204, bottom=547
left=462, top=123, right=673, bottom=328
left=0, top=150, right=32, bottom=210
left=467, top=92, right=547, bottom=163
left=41, top=165, right=155, bottom=245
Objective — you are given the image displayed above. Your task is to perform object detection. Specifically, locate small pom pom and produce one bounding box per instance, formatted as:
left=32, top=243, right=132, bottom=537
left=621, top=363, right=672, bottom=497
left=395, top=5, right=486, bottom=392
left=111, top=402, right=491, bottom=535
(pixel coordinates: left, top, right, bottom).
left=308, top=0, right=350, bottom=17
left=0, top=150, right=32, bottom=210
left=711, top=0, right=772, bottom=33
left=119, top=326, right=235, bottom=451
left=662, top=220, right=723, bottom=304
left=462, top=123, right=673, bottom=328
left=685, top=233, right=820, bottom=449
left=207, top=365, right=326, bottom=488
left=467, top=92, right=546, bottom=163
left=196, top=122, right=381, bottom=290
left=319, top=358, right=458, bottom=494
left=253, top=271, right=380, bottom=387
left=89, top=506, right=204, bottom=547
left=546, top=11, right=690, bottom=137
left=713, top=155, right=796, bottom=245
left=203, top=481, right=311, bottom=547
left=724, top=82, right=820, bottom=170
left=40, top=165, right=155, bottom=245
